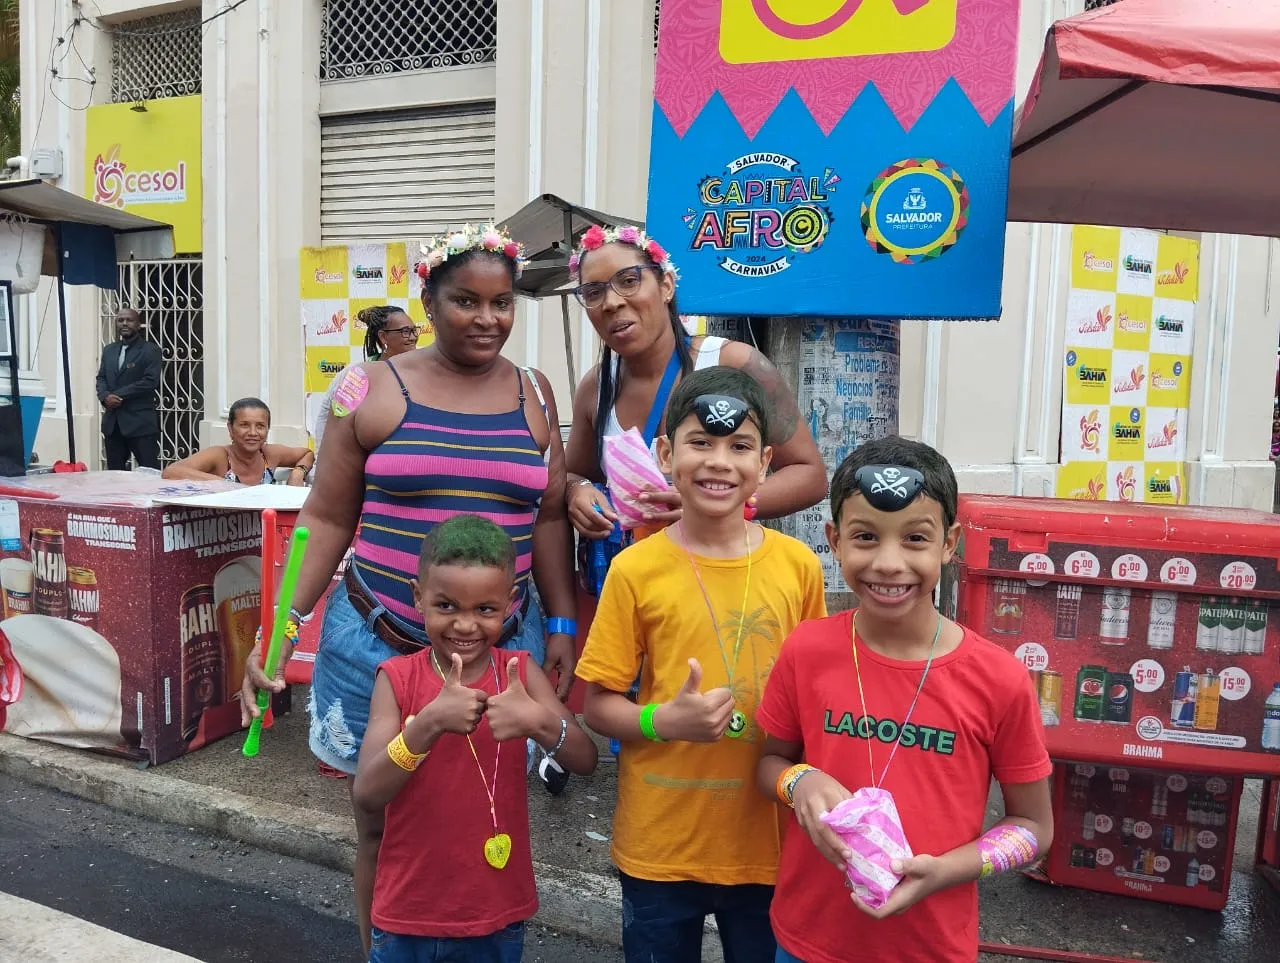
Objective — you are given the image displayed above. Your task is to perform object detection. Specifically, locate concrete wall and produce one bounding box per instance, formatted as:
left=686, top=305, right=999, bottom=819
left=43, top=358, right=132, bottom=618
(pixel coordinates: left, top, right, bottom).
left=18, top=0, right=1279, bottom=509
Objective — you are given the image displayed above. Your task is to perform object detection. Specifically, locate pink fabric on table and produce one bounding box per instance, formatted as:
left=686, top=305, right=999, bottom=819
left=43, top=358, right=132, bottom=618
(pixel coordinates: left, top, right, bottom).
left=602, top=428, right=670, bottom=531
left=819, top=788, right=913, bottom=910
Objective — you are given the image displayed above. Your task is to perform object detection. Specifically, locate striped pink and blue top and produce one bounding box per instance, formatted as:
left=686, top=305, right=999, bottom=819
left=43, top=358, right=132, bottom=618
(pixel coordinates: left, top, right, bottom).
left=351, top=360, right=548, bottom=628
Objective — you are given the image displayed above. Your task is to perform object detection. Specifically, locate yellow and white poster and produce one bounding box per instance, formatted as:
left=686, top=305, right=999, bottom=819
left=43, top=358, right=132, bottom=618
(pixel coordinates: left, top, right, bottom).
left=299, top=242, right=434, bottom=440
left=1057, top=226, right=1199, bottom=505
left=84, top=95, right=203, bottom=254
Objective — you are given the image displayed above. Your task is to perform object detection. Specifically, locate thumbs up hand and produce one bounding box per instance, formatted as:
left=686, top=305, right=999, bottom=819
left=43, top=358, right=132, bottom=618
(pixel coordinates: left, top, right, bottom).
left=653, top=658, right=736, bottom=743
left=486, top=656, right=551, bottom=743
left=425, top=652, right=488, bottom=735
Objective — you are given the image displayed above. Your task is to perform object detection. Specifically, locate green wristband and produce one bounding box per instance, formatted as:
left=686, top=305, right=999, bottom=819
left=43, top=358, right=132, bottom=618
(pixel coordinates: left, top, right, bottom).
left=638, top=703, right=665, bottom=743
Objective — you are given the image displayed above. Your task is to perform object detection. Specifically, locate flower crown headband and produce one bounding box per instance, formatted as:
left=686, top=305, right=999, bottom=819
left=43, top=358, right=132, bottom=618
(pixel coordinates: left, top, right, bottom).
left=568, top=224, right=679, bottom=281
left=415, top=223, right=525, bottom=281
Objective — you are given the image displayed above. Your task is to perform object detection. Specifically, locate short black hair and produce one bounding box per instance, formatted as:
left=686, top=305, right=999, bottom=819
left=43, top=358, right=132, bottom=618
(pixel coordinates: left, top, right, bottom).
left=829, top=436, right=958, bottom=529
left=423, top=249, right=517, bottom=305
left=418, top=514, right=517, bottom=579
left=229, top=397, right=270, bottom=426
left=664, top=365, right=772, bottom=444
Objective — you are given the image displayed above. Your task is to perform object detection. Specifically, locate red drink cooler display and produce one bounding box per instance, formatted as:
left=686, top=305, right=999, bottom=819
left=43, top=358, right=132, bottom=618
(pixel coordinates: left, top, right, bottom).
left=952, top=495, right=1280, bottom=908
left=0, top=473, right=289, bottom=765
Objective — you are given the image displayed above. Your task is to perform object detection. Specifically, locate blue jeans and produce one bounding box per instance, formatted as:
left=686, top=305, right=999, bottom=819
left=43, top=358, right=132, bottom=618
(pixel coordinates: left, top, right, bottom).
left=774, top=949, right=804, bottom=963
left=368, top=923, right=524, bottom=962
left=620, top=872, right=775, bottom=963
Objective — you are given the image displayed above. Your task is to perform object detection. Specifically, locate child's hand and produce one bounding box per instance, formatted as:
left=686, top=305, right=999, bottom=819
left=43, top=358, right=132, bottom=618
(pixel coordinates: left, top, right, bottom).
left=655, top=659, right=734, bottom=742
left=851, top=854, right=949, bottom=919
left=486, top=657, right=551, bottom=742
left=791, top=770, right=855, bottom=870
left=424, top=653, right=488, bottom=735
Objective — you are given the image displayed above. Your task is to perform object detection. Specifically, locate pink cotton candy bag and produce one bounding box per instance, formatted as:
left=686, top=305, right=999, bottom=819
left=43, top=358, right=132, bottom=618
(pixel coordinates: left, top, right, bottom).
left=819, top=788, right=913, bottom=910
left=602, top=428, right=670, bottom=530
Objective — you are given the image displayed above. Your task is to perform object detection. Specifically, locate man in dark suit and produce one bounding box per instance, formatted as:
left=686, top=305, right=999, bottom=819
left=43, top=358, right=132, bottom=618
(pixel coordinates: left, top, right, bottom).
left=96, top=308, right=162, bottom=470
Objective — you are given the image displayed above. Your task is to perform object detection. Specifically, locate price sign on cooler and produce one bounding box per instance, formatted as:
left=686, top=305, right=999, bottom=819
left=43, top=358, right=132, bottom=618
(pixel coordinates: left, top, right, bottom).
left=1219, top=667, right=1251, bottom=701
left=1112, top=554, right=1148, bottom=582
left=1133, top=820, right=1153, bottom=840
left=1199, top=863, right=1217, bottom=883
left=1095, top=848, right=1115, bottom=867
left=1220, top=560, right=1257, bottom=592
left=1019, top=553, right=1054, bottom=586
left=1129, top=659, right=1166, bottom=693
left=1074, top=764, right=1096, bottom=778
left=1093, top=814, right=1114, bottom=834
left=1160, top=557, right=1197, bottom=586
left=1014, top=642, right=1049, bottom=672
left=1065, top=551, right=1100, bottom=579
left=1167, top=774, right=1188, bottom=793
left=1108, top=767, right=1130, bottom=782
left=1153, top=855, right=1171, bottom=874
left=1205, top=776, right=1228, bottom=794
left=1197, top=830, right=1219, bottom=850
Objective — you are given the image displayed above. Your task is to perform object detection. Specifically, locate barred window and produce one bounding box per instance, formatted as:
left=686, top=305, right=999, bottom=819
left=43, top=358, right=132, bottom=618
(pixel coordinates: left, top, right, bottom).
left=109, top=7, right=202, bottom=104
left=321, top=0, right=497, bottom=81
left=1083, top=0, right=1122, bottom=8
left=654, top=0, right=662, bottom=50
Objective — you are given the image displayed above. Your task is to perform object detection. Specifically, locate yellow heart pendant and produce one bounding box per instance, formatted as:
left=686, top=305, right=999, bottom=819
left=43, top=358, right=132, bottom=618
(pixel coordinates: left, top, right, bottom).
left=484, top=833, right=512, bottom=870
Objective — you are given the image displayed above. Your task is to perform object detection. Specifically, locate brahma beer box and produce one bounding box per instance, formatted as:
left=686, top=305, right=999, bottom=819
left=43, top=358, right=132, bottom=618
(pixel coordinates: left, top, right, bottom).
left=0, top=473, right=287, bottom=765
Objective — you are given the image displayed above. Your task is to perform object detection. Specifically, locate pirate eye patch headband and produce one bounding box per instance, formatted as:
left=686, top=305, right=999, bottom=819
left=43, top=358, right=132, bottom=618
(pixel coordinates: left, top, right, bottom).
left=853, top=465, right=926, bottom=512
left=693, top=394, right=756, bottom=436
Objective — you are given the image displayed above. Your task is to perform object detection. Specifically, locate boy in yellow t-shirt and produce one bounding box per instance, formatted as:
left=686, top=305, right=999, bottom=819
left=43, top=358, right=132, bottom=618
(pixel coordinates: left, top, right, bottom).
left=576, top=365, right=826, bottom=963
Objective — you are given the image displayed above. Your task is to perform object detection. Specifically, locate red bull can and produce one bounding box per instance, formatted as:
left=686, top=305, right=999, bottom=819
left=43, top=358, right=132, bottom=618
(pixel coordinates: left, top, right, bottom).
left=1171, top=667, right=1197, bottom=729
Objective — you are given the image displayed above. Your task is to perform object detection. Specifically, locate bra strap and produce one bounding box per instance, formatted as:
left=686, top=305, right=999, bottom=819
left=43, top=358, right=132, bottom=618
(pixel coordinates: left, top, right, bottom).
left=385, top=358, right=410, bottom=399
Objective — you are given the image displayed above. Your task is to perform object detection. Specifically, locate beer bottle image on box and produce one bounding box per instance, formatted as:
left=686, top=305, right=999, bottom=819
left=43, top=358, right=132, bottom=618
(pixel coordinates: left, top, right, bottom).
left=180, top=583, right=225, bottom=742
left=1075, top=665, right=1107, bottom=722
left=67, top=567, right=99, bottom=633
left=991, top=579, right=1026, bottom=634
left=1194, top=669, right=1220, bottom=732
left=0, top=557, right=34, bottom=618
left=30, top=528, right=68, bottom=619
left=214, top=557, right=262, bottom=702
left=1100, top=587, right=1131, bottom=645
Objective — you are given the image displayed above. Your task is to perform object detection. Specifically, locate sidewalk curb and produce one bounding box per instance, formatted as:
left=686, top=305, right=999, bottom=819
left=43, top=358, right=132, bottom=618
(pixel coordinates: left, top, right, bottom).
left=0, top=735, right=630, bottom=950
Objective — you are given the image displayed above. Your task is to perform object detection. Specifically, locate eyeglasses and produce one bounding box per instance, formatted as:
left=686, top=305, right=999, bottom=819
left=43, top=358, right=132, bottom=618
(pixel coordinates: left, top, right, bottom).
left=573, top=265, right=661, bottom=309
left=384, top=325, right=421, bottom=340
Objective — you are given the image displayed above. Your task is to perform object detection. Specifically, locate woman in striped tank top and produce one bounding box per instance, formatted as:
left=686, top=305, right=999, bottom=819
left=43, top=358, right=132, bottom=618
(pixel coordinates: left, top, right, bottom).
left=239, top=224, right=577, bottom=956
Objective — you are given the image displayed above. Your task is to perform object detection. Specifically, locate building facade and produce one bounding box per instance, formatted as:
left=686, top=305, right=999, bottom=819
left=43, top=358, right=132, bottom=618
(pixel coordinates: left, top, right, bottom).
left=15, top=0, right=1279, bottom=509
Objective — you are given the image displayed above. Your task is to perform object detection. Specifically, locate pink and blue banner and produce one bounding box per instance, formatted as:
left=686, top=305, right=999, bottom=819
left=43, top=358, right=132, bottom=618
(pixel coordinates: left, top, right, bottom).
left=646, top=0, right=1021, bottom=319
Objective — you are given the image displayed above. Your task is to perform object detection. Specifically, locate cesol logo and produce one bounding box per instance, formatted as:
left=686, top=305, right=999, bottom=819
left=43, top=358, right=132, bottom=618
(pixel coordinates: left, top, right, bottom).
left=92, top=144, right=187, bottom=208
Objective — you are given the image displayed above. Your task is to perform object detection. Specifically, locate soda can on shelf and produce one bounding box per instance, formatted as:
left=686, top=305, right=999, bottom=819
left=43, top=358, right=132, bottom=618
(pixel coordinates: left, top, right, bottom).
left=1194, top=669, right=1221, bottom=732
left=1146, top=592, right=1177, bottom=649
left=1244, top=599, right=1268, bottom=656
left=1218, top=601, right=1245, bottom=655
left=1100, top=587, right=1131, bottom=644
left=1105, top=672, right=1134, bottom=725
left=1074, top=665, right=1108, bottom=722
left=1171, top=667, right=1197, bottom=730
left=1038, top=670, right=1063, bottom=727
left=1195, top=598, right=1220, bottom=651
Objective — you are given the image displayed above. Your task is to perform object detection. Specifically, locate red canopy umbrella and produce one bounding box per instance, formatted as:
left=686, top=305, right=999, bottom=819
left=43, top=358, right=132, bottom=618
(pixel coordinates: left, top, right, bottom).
left=1007, top=0, right=1280, bottom=237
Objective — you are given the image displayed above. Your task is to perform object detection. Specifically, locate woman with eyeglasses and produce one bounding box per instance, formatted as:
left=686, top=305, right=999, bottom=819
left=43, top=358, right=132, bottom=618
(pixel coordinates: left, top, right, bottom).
left=311, top=305, right=421, bottom=457
left=562, top=224, right=828, bottom=541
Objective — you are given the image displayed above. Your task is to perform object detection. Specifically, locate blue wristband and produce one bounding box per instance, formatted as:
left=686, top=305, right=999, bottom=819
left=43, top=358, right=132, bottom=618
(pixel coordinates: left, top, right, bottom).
left=546, top=617, right=577, bottom=637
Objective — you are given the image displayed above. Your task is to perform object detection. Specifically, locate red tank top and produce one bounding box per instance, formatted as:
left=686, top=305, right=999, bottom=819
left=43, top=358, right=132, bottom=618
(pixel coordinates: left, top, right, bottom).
left=372, top=648, right=537, bottom=938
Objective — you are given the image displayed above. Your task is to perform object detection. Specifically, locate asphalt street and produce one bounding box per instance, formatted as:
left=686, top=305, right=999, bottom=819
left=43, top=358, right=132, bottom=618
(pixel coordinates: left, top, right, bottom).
left=0, top=774, right=620, bottom=962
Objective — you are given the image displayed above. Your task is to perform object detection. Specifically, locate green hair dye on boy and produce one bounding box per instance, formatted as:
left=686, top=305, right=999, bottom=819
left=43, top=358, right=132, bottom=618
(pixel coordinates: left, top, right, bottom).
left=417, top=514, right=516, bottom=578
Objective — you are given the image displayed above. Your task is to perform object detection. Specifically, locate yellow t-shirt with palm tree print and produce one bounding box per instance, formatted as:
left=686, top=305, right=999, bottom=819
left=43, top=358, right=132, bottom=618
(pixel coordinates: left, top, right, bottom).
left=577, top=527, right=826, bottom=885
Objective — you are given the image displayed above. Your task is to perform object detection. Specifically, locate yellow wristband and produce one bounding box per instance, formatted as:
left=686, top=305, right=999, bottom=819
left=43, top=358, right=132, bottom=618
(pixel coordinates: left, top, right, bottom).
left=386, top=731, right=427, bottom=772
left=777, top=763, right=817, bottom=807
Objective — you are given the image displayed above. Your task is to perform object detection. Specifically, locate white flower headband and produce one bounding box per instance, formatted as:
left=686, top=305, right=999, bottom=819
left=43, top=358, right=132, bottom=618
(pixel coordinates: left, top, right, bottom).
left=568, top=224, right=679, bottom=281
left=415, top=223, right=525, bottom=281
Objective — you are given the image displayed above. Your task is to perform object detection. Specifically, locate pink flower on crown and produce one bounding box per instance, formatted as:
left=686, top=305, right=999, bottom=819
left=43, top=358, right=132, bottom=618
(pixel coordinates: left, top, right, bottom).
left=481, top=230, right=503, bottom=251
left=581, top=224, right=607, bottom=251
left=617, top=225, right=641, bottom=245
left=415, top=261, right=430, bottom=280
left=645, top=239, right=668, bottom=266
left=503, top=241, right=520, bottom=260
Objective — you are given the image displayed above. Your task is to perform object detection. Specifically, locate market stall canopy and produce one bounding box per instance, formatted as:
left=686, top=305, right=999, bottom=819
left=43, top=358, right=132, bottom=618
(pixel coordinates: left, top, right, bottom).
left=0, top=178, right=176, bottom=283
left=500, top=194, right=641, bottom=298
left=1008, top=0, right=1280, bottom=237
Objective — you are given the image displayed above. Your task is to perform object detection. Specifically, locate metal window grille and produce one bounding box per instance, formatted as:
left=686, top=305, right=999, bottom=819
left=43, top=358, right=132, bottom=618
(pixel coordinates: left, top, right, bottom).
left=321, top=0, right=497, bottom=80
left=109, top=7, right=202, bottom=103
left=1083, top=0, right=1122, bottom=9
left=654, top=0, right=662, bottom=50
left=99, top=258, right=206, bottom=467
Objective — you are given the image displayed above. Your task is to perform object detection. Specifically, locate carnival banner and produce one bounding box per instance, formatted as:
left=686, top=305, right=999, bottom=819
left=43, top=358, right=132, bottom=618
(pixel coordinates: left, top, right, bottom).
left=646, top=0, right=1021, bottom=319
left=1056, top=226, right=1200, bottom=505
left=299, top=243, right=433, bottom=440
left=84, top=95, right=203, bottom=254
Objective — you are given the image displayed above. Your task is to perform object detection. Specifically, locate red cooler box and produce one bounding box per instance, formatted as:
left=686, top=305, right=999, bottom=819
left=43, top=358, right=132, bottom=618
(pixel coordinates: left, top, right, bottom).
left=953, top=496, right=1280, bottom=777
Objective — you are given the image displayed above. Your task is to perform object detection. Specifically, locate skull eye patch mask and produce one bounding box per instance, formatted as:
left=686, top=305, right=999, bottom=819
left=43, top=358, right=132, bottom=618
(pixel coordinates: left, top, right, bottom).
left=692, top=394, right=755, bottom=437
left=853, top=464, right=926, bottom=512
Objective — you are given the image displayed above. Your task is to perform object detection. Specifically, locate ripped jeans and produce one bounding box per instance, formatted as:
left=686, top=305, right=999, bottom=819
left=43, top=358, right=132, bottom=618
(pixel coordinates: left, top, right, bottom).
left=308, top=577, right=546, bottom=775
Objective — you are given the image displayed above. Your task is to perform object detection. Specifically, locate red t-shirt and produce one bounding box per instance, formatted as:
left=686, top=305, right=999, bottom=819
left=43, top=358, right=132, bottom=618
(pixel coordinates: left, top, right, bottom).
left=372, top=649, right=537, bottom=938
left=757, top=611, right=1051, bottom=963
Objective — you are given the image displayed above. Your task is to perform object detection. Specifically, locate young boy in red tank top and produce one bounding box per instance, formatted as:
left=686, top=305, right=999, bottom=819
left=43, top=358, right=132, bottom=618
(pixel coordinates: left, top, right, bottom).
left=757, top=437, right=1053, bottom=963
left=352, top=515, right=597, bottom=962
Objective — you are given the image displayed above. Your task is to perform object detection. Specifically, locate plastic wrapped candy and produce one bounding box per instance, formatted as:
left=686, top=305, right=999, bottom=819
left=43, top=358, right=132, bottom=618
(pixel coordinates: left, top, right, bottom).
left=602, top=428, right=670, bottom=530
left=819, top=788, right=913, bottom=910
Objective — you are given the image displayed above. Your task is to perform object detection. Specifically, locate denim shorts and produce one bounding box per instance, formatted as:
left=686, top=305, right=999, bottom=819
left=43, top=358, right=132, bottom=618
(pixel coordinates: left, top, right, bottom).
left=368, top=922, right=524, bottom=963
left=308, top=576, right=546, bottom=776
left=619, top=872, right=775, bottom=963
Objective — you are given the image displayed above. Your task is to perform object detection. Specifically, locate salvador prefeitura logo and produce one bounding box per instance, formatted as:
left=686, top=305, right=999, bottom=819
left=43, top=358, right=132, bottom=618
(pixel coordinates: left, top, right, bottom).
left=861, top=158, right=968, bottom=264
left=92, top=144, right=188, bottom=209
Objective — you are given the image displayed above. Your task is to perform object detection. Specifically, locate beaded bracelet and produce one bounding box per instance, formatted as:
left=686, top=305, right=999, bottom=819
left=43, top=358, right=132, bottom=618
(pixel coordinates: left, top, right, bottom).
left=255, top=620, right=301, bottom=650
left=638, top=703, right=665, bottom=742
left=545, top=717, right=569, bottom=760
left=776, top=763, right=818, bottom=807
left=386, top=731, right=427, bottom=772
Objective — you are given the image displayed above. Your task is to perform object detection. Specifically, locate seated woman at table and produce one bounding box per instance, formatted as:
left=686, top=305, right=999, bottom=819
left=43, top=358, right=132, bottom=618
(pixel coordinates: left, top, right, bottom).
left=162, top=397, right=314, bottom=486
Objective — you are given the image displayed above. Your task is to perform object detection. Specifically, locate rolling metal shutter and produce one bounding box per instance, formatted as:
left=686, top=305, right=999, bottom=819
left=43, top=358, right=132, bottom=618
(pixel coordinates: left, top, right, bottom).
left=319, top=103, right=496, bottom=245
